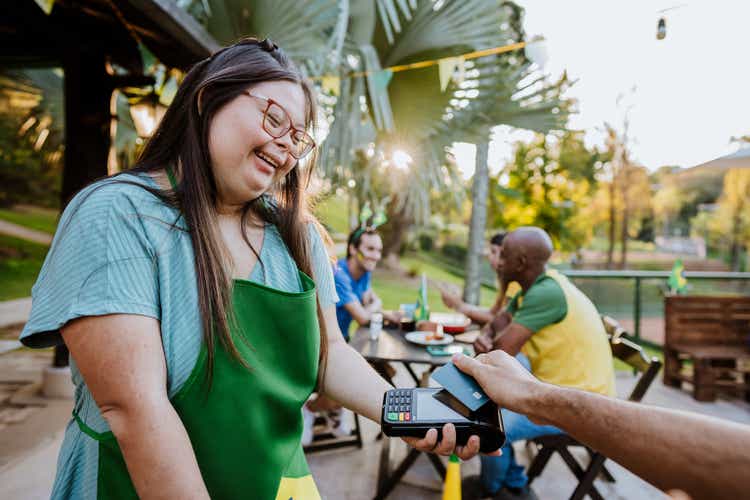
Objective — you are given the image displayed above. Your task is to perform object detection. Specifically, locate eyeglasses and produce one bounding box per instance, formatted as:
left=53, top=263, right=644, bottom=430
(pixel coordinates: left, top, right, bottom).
left=244, top=92, right=315, bottom=160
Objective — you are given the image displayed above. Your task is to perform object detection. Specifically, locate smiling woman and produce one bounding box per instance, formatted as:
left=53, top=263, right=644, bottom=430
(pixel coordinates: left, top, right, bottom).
left=18, top=37, right=478, bottom=500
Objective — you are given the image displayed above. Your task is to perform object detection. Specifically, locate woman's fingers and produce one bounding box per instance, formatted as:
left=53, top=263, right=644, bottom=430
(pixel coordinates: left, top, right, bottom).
left=434, top=423, right=457, bottom=456
left=401, top=428, right=438, bottom=451
left=454, top=434, right=480, bottom=460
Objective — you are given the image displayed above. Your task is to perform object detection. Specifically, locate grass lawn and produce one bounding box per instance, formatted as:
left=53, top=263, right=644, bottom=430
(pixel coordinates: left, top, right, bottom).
left=314, top=195, right=349, bottom=236
left=372, top=254, right=497, bottom=312
left=0, top=234, right=49, bottom=301
left=0, top=206, right=59, bottom=235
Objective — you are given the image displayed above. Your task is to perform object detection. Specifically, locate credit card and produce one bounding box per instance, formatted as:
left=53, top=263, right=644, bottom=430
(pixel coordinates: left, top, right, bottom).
left=430, top=361, right=490, bottom=412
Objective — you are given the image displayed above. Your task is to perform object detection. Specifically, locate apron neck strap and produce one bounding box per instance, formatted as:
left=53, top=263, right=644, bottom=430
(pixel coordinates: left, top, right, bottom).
left=166, top=166, right=178, bottom=190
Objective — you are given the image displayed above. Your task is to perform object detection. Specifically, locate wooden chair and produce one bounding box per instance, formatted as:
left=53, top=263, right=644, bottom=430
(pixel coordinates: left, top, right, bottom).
left=664, top=295, right=750, bottom=402
left=525, top=320, right=662, bottom=500
left=303, top=412, right=363, bottom=453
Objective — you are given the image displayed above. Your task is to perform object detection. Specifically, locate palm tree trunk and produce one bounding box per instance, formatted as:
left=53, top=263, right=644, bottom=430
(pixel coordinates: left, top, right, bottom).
left=381, top=203, right=411, bottom=265
left=463, top=141, right=489, bottom=306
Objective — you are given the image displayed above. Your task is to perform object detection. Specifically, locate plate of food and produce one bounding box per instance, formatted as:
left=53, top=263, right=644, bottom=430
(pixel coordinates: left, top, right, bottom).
left=405, top=331, right=454, bottom=346
left=429, top=312, right=472, bottom=333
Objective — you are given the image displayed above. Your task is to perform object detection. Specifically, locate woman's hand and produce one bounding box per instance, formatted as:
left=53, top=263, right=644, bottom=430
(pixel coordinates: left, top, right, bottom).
left=401, top=423, right=483, bottom=460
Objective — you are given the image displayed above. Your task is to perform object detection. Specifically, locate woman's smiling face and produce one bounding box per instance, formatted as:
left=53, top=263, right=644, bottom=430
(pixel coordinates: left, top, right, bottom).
left=208, top=80, right=308, bottom=211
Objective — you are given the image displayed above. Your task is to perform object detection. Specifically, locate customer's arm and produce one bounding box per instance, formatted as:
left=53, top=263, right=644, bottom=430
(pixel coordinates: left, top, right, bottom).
left=453, top=351, right=750, bottom=500
left=62, top=315, right=209, bottom=500
left=319, top=305, right=480, bottom=460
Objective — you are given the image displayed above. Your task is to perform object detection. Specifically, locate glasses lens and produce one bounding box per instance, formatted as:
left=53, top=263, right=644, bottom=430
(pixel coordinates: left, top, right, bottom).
left=264, top=102, right=290, bottom=137
left=291, top=130, right=315, bottom=159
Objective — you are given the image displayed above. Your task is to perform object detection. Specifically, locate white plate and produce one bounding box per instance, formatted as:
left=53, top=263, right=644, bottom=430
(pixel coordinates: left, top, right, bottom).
left=405, top=331, right=454, bottom=346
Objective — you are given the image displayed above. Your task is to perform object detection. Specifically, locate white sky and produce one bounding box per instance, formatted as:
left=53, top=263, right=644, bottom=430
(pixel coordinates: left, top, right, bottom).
left=454, top=0, right=750, bottom=179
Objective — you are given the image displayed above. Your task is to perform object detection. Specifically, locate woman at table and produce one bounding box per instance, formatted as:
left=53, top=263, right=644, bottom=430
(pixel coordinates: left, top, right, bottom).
left=439, top=232, right=521, bottom=325
left=19, top=38, right=479, bottom=499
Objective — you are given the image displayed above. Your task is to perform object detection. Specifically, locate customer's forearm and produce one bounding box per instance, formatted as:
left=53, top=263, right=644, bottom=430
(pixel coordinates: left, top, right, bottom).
left=528, top=385, right=750, bottom=499
left=321, top=341, right=392, bottom=423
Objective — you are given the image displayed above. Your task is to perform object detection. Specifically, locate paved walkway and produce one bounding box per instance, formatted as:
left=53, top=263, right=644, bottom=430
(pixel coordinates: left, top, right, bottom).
left=0, top=220, right=52, bottom=245
left=0, top=298, right=32, bottom=329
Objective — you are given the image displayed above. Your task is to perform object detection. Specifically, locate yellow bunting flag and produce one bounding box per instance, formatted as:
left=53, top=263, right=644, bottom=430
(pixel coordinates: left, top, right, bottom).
left=438, top=57, right=465, bottom=92
left=442, top=454, right=462, bottom=500
left=321, top=76, right=341, bottom=96
left=34, top=0, right=55, bottom=14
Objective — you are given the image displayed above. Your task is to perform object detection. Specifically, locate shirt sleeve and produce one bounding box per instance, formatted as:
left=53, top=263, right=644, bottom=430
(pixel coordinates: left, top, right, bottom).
left=333, top=263, right=358, bottom=307
left=511, top=277, right=567, bottom=333
left=20, top=181, right=160, bottom=348
left=308, top=223, right=339, bottom=307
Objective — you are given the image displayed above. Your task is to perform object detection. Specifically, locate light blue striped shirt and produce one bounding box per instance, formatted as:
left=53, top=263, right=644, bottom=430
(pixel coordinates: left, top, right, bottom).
left=20, top=173, right=337, bottom=499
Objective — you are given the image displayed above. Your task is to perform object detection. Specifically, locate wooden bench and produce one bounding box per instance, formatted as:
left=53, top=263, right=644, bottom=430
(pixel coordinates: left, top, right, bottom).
left=664, top=295, right=750, bottom=402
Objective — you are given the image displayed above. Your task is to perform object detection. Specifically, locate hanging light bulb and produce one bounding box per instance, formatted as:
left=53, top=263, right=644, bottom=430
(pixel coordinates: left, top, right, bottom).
left=656, top=17, right=667, bottom=40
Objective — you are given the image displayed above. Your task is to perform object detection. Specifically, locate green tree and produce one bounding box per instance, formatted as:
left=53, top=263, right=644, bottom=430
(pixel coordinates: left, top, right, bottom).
left=489, top=131, right=604, bottom=251
left=703, top=168, right=750, bottom=270
left=0, top=68, right=64, bottom=207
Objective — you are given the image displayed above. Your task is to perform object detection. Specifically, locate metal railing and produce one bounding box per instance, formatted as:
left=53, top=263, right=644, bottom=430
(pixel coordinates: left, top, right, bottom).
left=421, top=251, right=750, bottom=350
left=562, top=271, right=750, bottom=348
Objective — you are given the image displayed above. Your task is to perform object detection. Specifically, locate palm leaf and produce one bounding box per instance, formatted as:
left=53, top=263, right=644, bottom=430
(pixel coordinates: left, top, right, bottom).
left=182, top=0, right=348, bottom=75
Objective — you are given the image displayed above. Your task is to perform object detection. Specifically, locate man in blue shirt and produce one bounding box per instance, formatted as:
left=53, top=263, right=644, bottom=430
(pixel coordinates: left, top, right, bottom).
left=303, top=227, right=397, bottom=444
left=334, top=227, right=399, bottom=340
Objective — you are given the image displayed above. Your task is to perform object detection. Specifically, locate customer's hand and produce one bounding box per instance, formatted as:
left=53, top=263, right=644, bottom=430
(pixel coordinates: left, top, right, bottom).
left=452, top=351, right=547, bottom=419
left=401, top=423, right=483, bottom=460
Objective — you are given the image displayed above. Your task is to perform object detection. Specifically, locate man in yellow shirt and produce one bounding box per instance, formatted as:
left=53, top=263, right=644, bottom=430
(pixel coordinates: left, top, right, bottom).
left=468, top=227, right=615, bottom=500
left=439, top=232, right=521, bottom=325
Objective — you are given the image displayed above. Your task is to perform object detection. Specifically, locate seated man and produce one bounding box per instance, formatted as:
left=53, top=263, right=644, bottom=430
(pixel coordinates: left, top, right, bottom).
left=439, top=232, right=521, bottom=326
left=469, top=227, right=615, bottom=500
left=333, top=226, right=399, bottom=340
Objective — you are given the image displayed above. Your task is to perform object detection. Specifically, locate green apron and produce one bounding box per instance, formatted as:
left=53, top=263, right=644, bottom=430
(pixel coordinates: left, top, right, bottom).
left=74, top=273, right=323, bottom=499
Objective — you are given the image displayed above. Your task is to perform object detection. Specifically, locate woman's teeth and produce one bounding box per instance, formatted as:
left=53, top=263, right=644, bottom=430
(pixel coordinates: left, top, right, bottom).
left=256, top=151, right=279, bottom=169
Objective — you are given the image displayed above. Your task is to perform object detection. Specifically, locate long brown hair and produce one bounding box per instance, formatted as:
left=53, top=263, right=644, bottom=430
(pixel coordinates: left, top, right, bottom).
left=131, top=38, right=328, bottom=386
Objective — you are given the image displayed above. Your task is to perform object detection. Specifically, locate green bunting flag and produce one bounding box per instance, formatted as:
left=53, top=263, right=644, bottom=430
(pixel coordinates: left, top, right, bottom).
left=668, top=259, right=688, bottom=294
left=415, top=274, right=430, bottom=321
left=373, top=69, right=393, bottom=90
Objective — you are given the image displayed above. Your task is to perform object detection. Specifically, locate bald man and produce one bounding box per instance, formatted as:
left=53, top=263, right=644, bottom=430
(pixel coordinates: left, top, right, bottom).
left=467, top=227, right=615, bottom=500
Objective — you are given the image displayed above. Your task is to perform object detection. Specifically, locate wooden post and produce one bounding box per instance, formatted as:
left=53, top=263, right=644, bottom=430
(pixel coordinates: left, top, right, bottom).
left=53, top=46, right=112, bottom=368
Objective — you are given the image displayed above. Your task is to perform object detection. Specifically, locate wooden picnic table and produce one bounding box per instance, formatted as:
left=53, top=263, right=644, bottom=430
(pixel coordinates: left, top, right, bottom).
left=349, top=325, right=475, bottom=500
